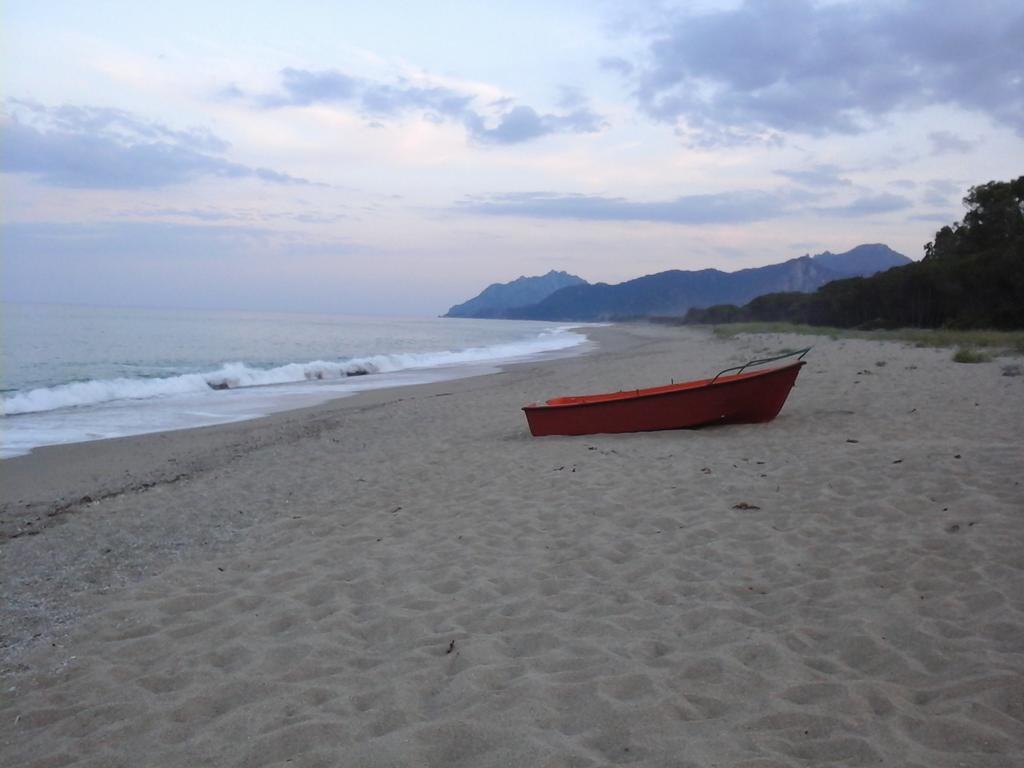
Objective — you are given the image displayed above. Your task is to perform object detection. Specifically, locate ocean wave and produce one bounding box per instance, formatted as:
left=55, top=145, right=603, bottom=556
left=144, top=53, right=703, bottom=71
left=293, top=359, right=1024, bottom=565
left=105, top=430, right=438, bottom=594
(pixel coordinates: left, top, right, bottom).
left=1, top=327, right=586, bottom=416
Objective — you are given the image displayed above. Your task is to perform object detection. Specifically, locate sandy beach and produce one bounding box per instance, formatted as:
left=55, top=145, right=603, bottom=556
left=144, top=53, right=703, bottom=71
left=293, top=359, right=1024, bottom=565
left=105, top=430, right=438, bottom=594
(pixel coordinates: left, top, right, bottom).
left=1, top=323, right=1022, bottom=767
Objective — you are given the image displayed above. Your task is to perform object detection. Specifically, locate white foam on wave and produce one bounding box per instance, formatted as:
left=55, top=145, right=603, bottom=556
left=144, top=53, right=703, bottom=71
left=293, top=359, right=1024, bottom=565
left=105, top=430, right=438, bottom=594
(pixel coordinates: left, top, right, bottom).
left=2, top=327, right=586, bottom=416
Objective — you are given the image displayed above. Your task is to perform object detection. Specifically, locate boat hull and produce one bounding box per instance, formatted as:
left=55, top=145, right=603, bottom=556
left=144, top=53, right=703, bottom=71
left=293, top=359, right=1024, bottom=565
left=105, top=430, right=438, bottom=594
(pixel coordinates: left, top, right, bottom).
left=522, top=361, right=805, bottom=437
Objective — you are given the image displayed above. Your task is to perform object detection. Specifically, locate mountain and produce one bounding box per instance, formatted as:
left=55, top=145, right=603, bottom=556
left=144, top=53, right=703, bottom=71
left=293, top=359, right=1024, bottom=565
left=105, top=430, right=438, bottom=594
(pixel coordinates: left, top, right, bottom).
left=502, top=245, right=909, bottom=321
left=444, top=270, right=588, bottom=318
left=810, top=243, right=909, bottom=277
left=684, top=178, right=1024, bottom=330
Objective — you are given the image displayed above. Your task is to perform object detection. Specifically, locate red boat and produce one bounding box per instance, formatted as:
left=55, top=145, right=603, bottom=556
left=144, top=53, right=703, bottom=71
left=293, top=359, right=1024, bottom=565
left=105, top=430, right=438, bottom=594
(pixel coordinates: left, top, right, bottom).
left=522, top=348, right=809, bottom=437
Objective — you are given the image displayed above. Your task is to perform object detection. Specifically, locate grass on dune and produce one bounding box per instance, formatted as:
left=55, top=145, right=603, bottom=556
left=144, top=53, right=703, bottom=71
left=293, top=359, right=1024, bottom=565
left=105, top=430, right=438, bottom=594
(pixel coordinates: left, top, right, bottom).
left=704, top=322, right=1024, bottom=356
left=951, top=347, right=991, bottom=364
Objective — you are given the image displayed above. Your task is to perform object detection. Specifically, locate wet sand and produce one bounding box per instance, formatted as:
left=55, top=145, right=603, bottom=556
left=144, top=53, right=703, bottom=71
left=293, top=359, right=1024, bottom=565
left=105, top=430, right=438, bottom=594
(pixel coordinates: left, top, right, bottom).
left=2, top=324, right=1022, bottom=767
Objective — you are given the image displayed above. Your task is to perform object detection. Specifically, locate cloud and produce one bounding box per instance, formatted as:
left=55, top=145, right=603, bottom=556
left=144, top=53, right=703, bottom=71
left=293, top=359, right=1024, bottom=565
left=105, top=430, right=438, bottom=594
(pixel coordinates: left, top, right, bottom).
left=552, top=109, right=606, bottom=134
left=266, top=67, right=358, bottom=107
left=910, top=213, right=957, bottom=223
left=774, top=164, right=852, bottom=188
left=463, top=106, right=549, bottom=144
left=361, top=83, right=474, bottom=118
left=925, top=178, right=963, bottom=195
left=920, top=177, right=964, bottom=207
left=11, top=100, right=230, bottom=152
left=921, top=191, right=951, bottom=207
left=143, top=207, right=237, bottom=222
left=128, top=206, right=347, bottom=225
left=599, top=57, right=634, bottom=76
left=1, top=101, right=311, bottom=189
left=557, top=85, right=587, bottom=109
left=459, top=190, right=788, bottom=224
left=463, top=106, right=605, bottom=145
left=623, top=0, right=1024, bottom=142
left=928, top=130, right=974, bottom=155
left=814, top=193, right=912, bottom=218
left=229, top=67, right=605, bottom=145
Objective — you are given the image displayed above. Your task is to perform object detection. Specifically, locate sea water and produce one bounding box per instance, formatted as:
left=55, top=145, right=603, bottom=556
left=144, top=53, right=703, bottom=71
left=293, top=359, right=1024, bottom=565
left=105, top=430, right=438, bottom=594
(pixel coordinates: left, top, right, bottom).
left=0, top=303, right=592, bottom=457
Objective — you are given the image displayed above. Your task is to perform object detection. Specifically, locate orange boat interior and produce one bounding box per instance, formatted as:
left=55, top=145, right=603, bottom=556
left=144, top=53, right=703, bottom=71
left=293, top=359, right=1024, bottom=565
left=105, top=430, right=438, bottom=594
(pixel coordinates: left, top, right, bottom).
left=528, top=363, right=800, bottom=409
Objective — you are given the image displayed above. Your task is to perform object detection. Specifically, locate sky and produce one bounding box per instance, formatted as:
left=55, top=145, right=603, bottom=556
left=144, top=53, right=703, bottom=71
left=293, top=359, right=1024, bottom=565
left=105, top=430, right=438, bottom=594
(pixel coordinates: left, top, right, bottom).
left=3, top=0, right=1023, bottom=316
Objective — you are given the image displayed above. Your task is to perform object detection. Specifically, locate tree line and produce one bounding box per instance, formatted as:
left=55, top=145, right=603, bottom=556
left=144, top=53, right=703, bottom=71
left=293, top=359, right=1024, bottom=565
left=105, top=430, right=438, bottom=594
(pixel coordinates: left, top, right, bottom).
left=684, top=176, right=1024, bottom=329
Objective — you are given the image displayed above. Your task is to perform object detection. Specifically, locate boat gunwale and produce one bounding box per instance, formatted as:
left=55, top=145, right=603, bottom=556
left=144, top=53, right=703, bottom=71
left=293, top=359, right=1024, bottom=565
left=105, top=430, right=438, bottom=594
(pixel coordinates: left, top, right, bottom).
left=522, top=360, right=805, bottom=412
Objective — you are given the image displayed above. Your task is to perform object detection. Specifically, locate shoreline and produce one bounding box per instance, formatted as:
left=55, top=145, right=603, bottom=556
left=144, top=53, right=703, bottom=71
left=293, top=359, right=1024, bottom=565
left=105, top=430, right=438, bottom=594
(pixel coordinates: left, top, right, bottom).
left=0, top=327, right=611, bottom=537
left=2, top=323, right=1022, bottom=766
left=0, top=319, right=595, bottom=460
left=0, top=324, right=638, bottom=660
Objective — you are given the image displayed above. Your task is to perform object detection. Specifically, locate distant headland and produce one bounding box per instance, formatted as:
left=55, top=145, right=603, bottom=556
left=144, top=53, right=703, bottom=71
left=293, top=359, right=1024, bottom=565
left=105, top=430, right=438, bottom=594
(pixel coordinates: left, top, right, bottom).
left=444, top=244, right=909, bottom=322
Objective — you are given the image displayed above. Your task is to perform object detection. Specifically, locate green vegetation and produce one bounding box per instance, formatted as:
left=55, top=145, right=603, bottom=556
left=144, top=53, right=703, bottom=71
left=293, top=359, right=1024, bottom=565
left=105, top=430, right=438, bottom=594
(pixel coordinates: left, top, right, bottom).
left=686, top=176, right=1024, bottom=331
left=952, top=348, right=991, bottom=364
left=705, top=322, right=1024, bottom=355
